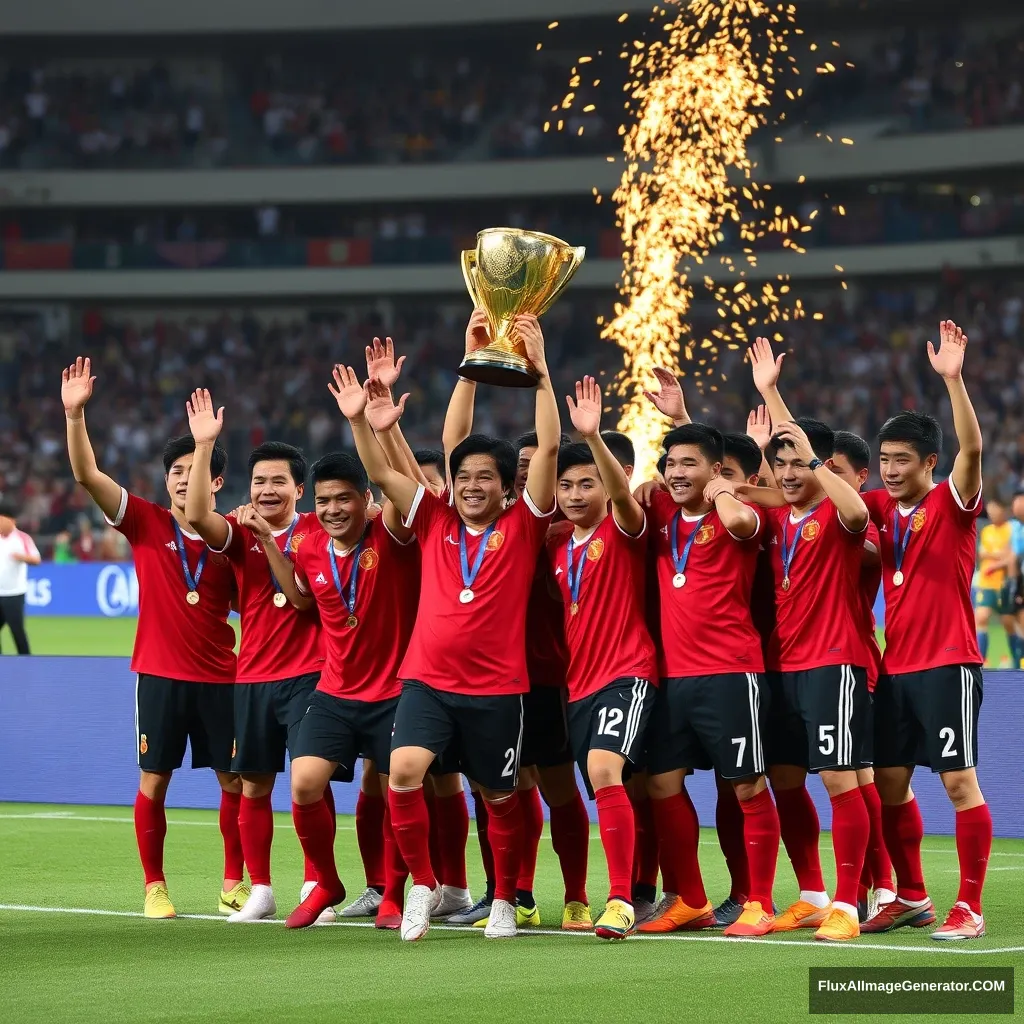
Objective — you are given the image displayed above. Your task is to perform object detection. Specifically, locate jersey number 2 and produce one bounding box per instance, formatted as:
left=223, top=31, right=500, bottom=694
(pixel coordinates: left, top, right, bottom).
left=597, top=707, right=623, bottom=738
left=939, top=727, right=958, bottom=758
left=501, top=747, right=516, bottom=778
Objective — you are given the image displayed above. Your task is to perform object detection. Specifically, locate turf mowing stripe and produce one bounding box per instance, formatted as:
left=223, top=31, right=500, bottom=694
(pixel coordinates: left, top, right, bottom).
left=1, top=903, right=1019, bottom=953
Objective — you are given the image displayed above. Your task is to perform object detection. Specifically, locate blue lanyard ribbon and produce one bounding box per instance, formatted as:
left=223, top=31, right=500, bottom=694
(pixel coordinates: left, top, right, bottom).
left=781, top=508, right=817, bottom=580
left=328, top=533, right=365, bottom=615
left=892, top=501, right=924, bottom=574
left=172, top=518, right=207, bottom=593
left=566, top=534, right=593, bottom=605
left=671, top=512, right=706, bottom=577
left=459, top=523, right=496, bottom=591
left=270, top=516, right=300, bottom=594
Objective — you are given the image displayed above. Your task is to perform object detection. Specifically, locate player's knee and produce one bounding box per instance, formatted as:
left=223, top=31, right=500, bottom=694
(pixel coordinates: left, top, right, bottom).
left=216, top=771, right=242, bottom=795
left=360, top=760, right=380, bottom=795
left=290, top=764, right=327, bottom=805
left=769, top=764, right=806, bottom=791
left=139, top=770, right=172, bottom=801
left=388, top=748, right=430, bottom=789
left=819, top=769, right=859, bottom=797
left=940, top=768, right=982, bottom=808
left=432, top=773, right=464, bottom=798
left=241, top=774, right=275, bottom=799
left=537, top=763, right=578, bottom=806
left=517, top=765, right=539, bottom=790
left=646, top=771, right=681, bottom=800
left=855, top=767, right=874, bottom=787
left=587, top=751, right=624, bottom=790
left=731, top=775, right=765, bottom=803
left=873, top=767, right=912, bottom=805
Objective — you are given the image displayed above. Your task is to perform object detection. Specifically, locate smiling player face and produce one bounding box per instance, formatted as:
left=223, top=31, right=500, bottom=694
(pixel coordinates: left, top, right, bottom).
left=557, top=463, right=609, bottom=529
left=663, top=444, right=718, bottom=510
left=250, top=459, right=303, bottom=527
left=453, top=454, right=507, bottom=526
left=314, top=478, right=369, bottom=543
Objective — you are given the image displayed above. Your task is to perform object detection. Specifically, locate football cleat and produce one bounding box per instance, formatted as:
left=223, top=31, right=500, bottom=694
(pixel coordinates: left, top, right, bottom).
left=431, top=886, right=473, bottom=920
left=860, top=896, right=935, bottom=933
left=931, top=902, right=986, bottom=941
left=712, top=896, right=744, bottom=927
left=632, top=897, right=659, bottom=928
left=638, top=896, right=715, bottom=934
left=286, top=882, right=346, bottom=929
left=340, top=886, right=383, bottom=918
left=483, top=899, right=518, bottom=938
left=300, top=880, right=337, bottom=924
left=814, top=906, right=860, bottom=942
left=144, top=884, right=176, bottom=920
left=374, top=900, right=402, bottom=930
left=226, top=883, right=277, bottom=922
left=773, top=899, right=831, bottom=931
left=724, top=900, right=775, bottom=937
left=450, top=896, right=492, bottom=926
left=219, top=882, right=250, bottom=915
left=595, top=899, right=635, bottom=940
left=516, top=904, right=541, bottom=928
left=561, top=901, right=593, bottom=931
left=400, top=884, right=441, bottom=942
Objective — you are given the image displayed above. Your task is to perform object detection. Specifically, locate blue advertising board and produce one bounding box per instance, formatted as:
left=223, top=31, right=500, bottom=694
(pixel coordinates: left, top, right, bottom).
left=26, top=562, right=139, bottom=617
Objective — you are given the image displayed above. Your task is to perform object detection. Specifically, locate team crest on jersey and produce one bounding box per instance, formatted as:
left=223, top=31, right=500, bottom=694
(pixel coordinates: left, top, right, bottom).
left=694, top=523, right=715, bottom=545
left=801, top=520, right=821, bottom=542
left=586, top=538, right=605, bottom=562
left=359, top=548, right=378, bottom=570
left=139, top=734, right=148, bottom=755
left=288, top=533, right=306, bottom=553
left=911, top=508, right=927, bottom=533
left=486, top=530, right=505, bottom=552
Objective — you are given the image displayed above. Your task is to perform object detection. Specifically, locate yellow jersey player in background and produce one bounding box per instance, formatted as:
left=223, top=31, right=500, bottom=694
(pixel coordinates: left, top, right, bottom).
left=974, top=499, right=1020, bottom=667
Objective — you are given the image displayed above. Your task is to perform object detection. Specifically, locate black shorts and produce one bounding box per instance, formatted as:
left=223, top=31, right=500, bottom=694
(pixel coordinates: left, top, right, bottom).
left=521, top=686, right=572, bottom=769
left=873, top=664, right=982, bottom=773
left=767, top=666, right=871, bottom=773
left=1015, top=577, right=1024, bottom=612
left=135, top=674, right=235, bottom=774
left=292, top=690, right=399, bottom=782
left=231, top=673, right=321, bottom=774
left=391, top=680, right=524, bottom=792
left=647, top=673, right=769, bottom=780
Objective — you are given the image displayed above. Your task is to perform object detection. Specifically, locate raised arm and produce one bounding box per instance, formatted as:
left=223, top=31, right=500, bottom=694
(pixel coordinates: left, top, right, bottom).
left=184, top=389, right=230, bottom=550
left=330, top=366, right=419, bottom=520
left=747, top=405, right=778, bottom=488
left=441, top=309, right=490, bottom=476
left=520, top=315, right=559, bottom=514
left=929, top=320, right=982, bottom=503
left=749, top=337, right=794, bottom=428
left=704, top=477, right=758, bottom=539
left=643, top=367, right=691, bottom=426
left=775, top=420, right=868, bottom=532
left=237, top=504, right=312, bottom=611
left=62, top=357, right=124, bottom=521
left=568, top=375, right=644, bottom=535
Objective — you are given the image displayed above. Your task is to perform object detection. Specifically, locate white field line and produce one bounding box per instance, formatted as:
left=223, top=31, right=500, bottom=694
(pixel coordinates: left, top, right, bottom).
left=0, top=903, right=1020, bottom=954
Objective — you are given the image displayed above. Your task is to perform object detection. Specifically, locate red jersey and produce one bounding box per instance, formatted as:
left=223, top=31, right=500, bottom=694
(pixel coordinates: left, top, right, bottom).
left=648, top=489, right=764, bottom=677
left=546, top=512, right=657, bottom=702
left=864, top=479, right=982, bottom=674
left=400, top=485, right=553, bottom=695
left=764, top=499, right=869, bottom=672
left=294, top=518, right=419, bottom=702
left=860, top=522, right=883, bottom=691
left=526, top=528, right=570, bottom=689
left=218, top=511, right=323, bottom=683
left=107, top=489, right=236, bottom=683
left=750, top=544, right=776, bottom=655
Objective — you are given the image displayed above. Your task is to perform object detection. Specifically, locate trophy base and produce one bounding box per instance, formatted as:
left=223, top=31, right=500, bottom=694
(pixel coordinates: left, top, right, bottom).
left=459, top=351, right=539, bottom=389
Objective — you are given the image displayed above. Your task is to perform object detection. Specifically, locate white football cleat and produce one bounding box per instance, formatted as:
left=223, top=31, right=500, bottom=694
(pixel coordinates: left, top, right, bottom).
left=340, top=886, right=383, bottom=919
left=401, top=884, right=441, bottom=942
left=483, top=898, right=518, bottom=938
left=432, top=886, right=473, bottom=919
left=299, top=880, right=337, bottom=924
left=226, top=883, right=277, bottom=922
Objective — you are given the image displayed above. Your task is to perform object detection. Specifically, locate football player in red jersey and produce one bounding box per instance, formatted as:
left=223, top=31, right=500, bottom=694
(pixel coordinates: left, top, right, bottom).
left=185, top=391, right=325, bottom=923
left=749, top=337, right=873, bottom=942
left=551, top=376, right=657, bottom=940
left=333, top=313, right=559, bottom=942
left=860, top=321, right=991, bottom=941
left=62, top=358, right=243, bottom=920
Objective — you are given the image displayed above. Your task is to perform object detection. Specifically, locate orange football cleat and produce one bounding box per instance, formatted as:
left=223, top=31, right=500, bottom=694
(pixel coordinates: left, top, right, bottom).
left=638, top=896, right=716, bottom=933
left=724, top=900, right=775, bottom=937
left=814, top=906, right=860, bottom=942
left=773, top=899, right=832, bottom=931
left=931, top=903, right=986, bottom=941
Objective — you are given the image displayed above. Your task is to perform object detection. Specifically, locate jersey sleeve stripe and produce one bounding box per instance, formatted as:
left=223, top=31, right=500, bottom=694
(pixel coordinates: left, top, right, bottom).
left=726, top=507, right=761, bottom=542
left=611, top=508, right=647, bottom=539
left=948, top=476, right=982, bottom=513
left=105, top=487, right=129, bottom=528
left=402, top=484, right=426, bottom=528
left=209, top=519, right=233, bottom=554
left=294, top=571, right=309, bottom=596
left=522, top=486, right=555, bottom=519
left=381, top=515, right=416, bottom=546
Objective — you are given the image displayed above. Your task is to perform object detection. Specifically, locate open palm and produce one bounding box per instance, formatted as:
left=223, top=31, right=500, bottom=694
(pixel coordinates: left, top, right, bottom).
left=749, top=336, right=784, bottom=395
left=566, top=375, right=602, bottom=437
left=186, top=388, right=224, bottom=443
left=364, top=377, right=409, bottom=433
left=365, top=336, right=405, bottom=389
left=61, top=356, right=96, bottom=414
left=746, top=405, right=772, bottom=450
left=927, top=319, right=967, bottom=380
left=328, top=365, right=367, bottom=419
left=643, top=366, right=686, bottom=420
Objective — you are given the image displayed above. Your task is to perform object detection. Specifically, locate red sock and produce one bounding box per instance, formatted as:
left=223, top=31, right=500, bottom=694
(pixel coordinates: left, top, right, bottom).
left=716, top=774, right=750, bottom=902
left=859, top=782, right=893, bottom=891
left=434, top=792, right=470, bottom=889
left=472, top=791, right=496, bottom=891
left=595, top=785, right=636, bottom=904
left=517, top=786, right=544, bottom=893
left=292, top=799, right=342, bottom=893
left=134, top=791, right=166, bottom=886
left=830, top=789, right=869, bottom=908
left=355, top=790, right=385, bottom=889
left=485, top=793, right=523, bottom=904
left=323, top=782, right=337, bottom=840
left=650, top=792, right=707, bottom=909
left=630, top=793, right=660, bottom=890
left=774, top=785, right=825, bottom=892
left=388, top=787, right=436, bottom=889
left=424, top=786, right=443, bottom=881
left=218, top=790, right=244, bottom=883
left=881, top=797, right=927, bottom=901
left=739, top=788, right=780, bottom=909
left=238, top=794, right=274, bottom=887
left=955, top=804, right=992, bottom=915
left=382, top=803, right=408, bottom=908
left=549, top=792, right=589, bottom=904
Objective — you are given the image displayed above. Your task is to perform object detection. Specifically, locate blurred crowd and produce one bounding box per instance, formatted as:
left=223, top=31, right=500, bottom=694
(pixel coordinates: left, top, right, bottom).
left=2, top=272, right=1023, bottom=554
left=0, top=20, right=1021, bottom=171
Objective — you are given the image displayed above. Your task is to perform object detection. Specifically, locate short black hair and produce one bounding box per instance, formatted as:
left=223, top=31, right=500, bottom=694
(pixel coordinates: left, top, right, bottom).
left=663, top=423, right=724, bottom=464
left=162, top=435, right=227, bottom=479
left=450, top=433, right=517, bottom=492
left=656, top=453, right=667, bottom=477
left=833, top=430, right=871, bottom=474
left=0, top=501, right=16, bottom=518
left=515, top=430, right=571, bottom=454
left=722, top=432, right=763, bottom=480
left=769, top=417, right=834, bottom=463
left=414, top=448, right=446, bottom=477
left=248, top=441, right=307, bottom=485
left=877, top=411, right=942, bottom=460
left=309, top=451, right=368, bottom=494
left=557, top=442, right=600, bottom=479
left=601, top=430, right=635, bottom=470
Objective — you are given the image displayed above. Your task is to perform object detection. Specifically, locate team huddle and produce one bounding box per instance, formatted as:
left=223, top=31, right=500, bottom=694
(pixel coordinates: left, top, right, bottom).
left=60, top=312, right=992, bottom=943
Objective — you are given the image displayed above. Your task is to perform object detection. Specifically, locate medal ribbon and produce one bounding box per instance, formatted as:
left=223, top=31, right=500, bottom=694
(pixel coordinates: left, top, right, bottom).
left=459, top=523, right=496, bottom=593
left=780, top=507, right=817, bottom=583
left=566, top=534, right=593, bottom=606
left=270, top=515, right=300, bottom=595
left=328, top=533, right=365, bottom=617
left=172, top=518, right=207, bottom=595
left=671, top=511, right=706, bottom=578
left=892, top=501, right=924, bottom=577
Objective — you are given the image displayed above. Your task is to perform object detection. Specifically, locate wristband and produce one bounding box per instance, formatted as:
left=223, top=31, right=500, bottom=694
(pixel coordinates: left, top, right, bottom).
left=808, top=457, right=824, bottom=472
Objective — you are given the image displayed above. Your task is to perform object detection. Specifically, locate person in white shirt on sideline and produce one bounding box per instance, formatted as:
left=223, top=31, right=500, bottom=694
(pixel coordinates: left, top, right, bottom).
left=0, top=503, right=41, bottom=654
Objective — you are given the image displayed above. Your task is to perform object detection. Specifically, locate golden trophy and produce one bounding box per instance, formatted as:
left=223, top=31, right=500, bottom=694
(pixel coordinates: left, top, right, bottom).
left=460, top=227, right=586, bottom=387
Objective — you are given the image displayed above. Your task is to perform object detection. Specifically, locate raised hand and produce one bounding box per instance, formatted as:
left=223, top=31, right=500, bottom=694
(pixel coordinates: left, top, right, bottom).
left=773, top=420, right=817, bottom=466
left=515, top=314, right=547, bottom=372
left=565, top=375, right=602, bottom=438
left=186, top=388, right=224, bottom=443
left=927, top=319, right=967, bottom=380
left=643, top=367, right=687, bottom=421
left=749, top=336, right=785, bottom=395
left=466, top=308, right=491, bottom=354
left=364, top=376, right=409, bottom=434
left=365, top=336, right=406, bottom=390
left=746, top=404, right=772, bottom=450
left=704, top=477, right=735, bottom=504
left=237, top=503, right=273, bottom=541
left=328, top=364, right=368, bottom=420
left=61, top=356, right=96, bottom=417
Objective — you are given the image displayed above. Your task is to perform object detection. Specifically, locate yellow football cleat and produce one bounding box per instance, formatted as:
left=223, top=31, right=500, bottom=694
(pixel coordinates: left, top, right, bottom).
left=814, top=906, right=860, bottom=942
left=144, top=884, right=176, bottom=919
left=561, top=901, right=593, bottom=931
left=724, top=900, right=775, bottom=937
left=595, top=899, right=635, bottom=940
left=516, top=904, right=541, bottom=928
left=773, top=899, right=831, bottom=931
left=219, top=882, right=251, bottom=915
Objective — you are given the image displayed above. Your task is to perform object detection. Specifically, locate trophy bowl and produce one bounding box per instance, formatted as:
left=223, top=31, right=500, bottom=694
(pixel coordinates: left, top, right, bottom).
left=459, top=227, right=586, bottom=388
